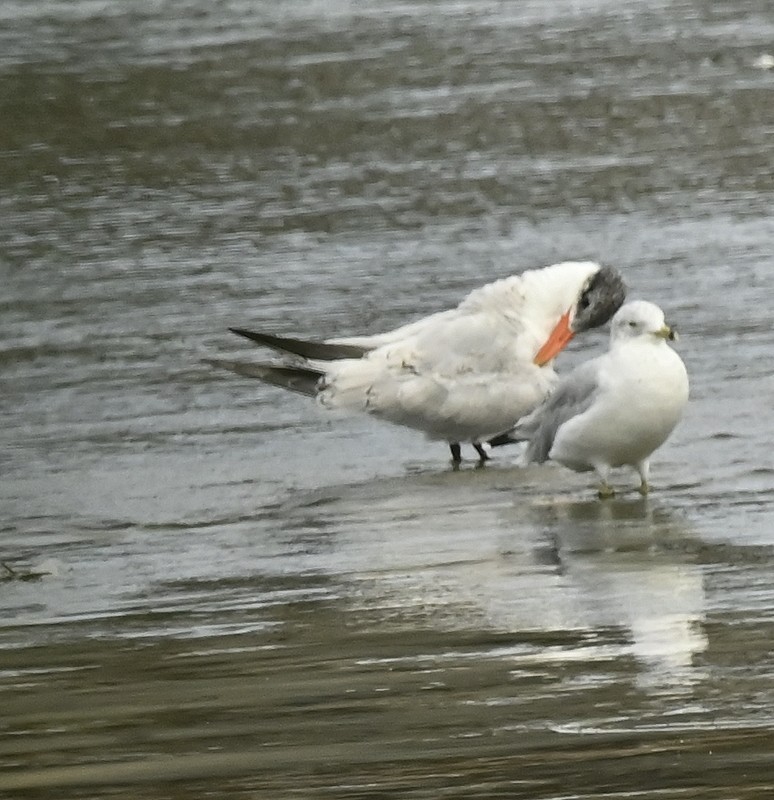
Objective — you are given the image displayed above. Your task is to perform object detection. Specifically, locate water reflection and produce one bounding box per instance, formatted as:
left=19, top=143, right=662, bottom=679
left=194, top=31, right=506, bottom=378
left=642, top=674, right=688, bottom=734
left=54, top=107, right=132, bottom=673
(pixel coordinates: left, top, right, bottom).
left=524, top=496, right=709, bottom=690
left=276, top=473, right=708, bottom=693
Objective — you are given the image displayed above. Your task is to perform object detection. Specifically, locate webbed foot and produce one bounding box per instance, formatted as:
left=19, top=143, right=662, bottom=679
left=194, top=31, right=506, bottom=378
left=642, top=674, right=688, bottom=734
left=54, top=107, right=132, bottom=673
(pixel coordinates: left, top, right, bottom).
left=597, top=483, right=616, bottom=499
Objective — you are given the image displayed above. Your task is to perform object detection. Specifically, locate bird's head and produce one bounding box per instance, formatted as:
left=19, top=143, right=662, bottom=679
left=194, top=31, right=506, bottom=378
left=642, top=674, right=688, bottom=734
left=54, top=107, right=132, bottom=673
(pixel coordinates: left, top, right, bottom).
left=610, top=300, right=676, bottom=343
left=534, top=265, right=627, bottom=365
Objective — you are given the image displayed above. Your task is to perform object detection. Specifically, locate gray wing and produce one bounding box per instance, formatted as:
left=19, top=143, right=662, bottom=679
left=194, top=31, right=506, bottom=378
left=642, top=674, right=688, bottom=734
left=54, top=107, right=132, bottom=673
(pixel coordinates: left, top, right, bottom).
left=516, top=360, right=601, bottom=463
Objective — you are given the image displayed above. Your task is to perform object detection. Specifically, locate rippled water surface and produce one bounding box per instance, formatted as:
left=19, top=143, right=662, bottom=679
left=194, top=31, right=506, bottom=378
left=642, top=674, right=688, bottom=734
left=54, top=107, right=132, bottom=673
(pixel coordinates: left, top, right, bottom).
left=2, top=1, right=774, bottom=797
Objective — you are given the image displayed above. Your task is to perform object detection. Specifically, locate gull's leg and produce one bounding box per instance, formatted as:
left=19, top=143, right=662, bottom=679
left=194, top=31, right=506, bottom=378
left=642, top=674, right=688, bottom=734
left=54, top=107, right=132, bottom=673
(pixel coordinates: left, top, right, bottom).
left=473, top=442, right=490, bottom=465
left=636, top=459, right=650, bottom=495
left=594, top=463, right=615, bottom=499
left=449, top=442, right=462, bottom=469
left=597, top=483, right=616, bottom=499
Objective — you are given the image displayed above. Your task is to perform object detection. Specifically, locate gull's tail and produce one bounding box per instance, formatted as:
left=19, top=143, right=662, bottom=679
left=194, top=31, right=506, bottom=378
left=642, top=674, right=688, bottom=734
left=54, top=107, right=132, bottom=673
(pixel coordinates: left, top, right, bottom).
left=228, top=328, right=369, bottom=361
left=487, top=431, right=522, bottom=448
left=487, top=418, right=538, bottom=448
left=203, top=359, right=323, bottom=397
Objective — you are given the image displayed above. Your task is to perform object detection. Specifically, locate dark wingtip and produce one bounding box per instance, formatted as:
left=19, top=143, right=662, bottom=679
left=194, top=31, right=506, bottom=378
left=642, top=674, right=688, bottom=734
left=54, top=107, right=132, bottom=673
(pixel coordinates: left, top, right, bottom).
left=229, top=326, right=258, bottom=341
left=227, top=327, right=370, bottom=361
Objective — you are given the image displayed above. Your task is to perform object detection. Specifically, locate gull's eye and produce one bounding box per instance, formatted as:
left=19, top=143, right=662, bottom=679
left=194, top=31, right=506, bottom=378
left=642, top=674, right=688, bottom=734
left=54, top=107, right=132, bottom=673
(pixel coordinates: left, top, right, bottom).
left=579, top=295, right=590, bottom=310
left=628, top=320, right=637, bottom=328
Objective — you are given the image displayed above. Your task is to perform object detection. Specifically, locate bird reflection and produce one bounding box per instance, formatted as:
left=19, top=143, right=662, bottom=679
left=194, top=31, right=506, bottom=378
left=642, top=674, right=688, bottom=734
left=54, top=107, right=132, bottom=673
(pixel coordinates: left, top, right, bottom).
left=277, top=474, right=709, bottom=693
left=589, top=560, right=706, bottom=692
left=508, top=495, right=708, bottom=690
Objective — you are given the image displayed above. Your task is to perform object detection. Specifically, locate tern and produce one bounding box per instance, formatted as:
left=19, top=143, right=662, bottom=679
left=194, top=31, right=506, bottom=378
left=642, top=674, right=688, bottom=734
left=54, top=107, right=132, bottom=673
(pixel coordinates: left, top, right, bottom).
left=206, top=260, right=626, bottom=465
left=493, top=300, right=689, bottom=495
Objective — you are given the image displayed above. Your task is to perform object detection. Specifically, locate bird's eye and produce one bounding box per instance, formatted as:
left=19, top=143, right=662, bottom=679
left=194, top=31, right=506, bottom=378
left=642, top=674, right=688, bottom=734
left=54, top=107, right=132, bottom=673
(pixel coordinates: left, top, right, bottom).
left=579, top=295, right=590, bottom=310
left=628, top=320, right=637, bottom=328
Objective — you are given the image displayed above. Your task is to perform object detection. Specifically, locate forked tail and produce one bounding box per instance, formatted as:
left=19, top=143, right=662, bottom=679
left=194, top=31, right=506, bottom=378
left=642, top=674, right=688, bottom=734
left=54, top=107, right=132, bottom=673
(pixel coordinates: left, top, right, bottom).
left=203, top=359, right=323, bottom=397
left=228, top=328, right=369, bottom=361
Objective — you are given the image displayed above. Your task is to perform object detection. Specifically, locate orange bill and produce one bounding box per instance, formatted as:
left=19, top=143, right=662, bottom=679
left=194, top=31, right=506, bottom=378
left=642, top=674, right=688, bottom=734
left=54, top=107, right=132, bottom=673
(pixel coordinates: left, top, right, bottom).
left=534, top=310, right=574, bottom=366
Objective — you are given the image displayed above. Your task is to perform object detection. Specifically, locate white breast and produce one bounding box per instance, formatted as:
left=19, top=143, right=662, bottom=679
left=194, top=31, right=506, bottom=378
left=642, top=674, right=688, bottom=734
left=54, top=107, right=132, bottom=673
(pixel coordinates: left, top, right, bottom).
left=550, top=340, right=689, bottom=471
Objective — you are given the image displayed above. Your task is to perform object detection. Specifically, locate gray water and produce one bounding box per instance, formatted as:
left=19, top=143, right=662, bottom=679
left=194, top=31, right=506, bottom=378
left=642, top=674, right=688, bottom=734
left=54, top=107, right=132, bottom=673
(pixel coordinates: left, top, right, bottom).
left=2, top=1, right=774, bottom=797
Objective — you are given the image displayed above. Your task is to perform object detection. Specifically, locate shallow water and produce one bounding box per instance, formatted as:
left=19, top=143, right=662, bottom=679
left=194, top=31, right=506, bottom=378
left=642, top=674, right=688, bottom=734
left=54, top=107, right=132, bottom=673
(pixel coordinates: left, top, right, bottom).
left=2, top=0, right=774, bottom=797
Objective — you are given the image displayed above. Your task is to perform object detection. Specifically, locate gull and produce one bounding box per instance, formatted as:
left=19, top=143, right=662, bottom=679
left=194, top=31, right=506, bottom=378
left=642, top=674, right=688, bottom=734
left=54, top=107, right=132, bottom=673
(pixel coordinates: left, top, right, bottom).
left=206, top=261, right=626, bottom=465
left=494, top=300, right=688, bottom=496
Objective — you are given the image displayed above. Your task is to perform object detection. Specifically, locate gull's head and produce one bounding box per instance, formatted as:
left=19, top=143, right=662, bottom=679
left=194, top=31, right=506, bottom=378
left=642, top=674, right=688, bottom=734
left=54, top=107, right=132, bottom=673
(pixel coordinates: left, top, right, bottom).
left=534, top=264, right=627, bottom=365
left=611, top=300, right=677, bottom=343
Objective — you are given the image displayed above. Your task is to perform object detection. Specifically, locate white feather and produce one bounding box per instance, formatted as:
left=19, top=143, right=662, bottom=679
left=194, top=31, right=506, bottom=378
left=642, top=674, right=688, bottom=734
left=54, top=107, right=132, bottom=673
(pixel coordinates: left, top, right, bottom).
left=314, top=261, right=601, bottom=442
left=523, top=300, right=689, bottom=491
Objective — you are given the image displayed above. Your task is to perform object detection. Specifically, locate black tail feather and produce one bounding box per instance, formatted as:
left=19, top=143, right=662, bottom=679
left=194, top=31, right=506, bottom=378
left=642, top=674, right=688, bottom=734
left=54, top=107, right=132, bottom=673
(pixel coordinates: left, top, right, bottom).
left=203, top=359, right=323, bottom=397
left=487, top=431, right=521, bottom=448
left=228, top=328, right=369, bottom=361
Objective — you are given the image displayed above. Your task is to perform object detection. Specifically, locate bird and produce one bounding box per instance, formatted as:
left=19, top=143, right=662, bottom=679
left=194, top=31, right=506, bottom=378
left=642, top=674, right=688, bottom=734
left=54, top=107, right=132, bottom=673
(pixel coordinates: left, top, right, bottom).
left=493, top=300, right=689, bottom=496
left=205, top=260, right=626, bottom=466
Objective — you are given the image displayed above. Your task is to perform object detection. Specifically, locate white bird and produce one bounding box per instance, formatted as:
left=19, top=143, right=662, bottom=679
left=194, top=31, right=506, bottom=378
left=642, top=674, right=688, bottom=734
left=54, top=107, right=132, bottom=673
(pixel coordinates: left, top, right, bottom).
left=497, top=300, right=689, bottom=496
left=206, top=261, right=626, bottom=465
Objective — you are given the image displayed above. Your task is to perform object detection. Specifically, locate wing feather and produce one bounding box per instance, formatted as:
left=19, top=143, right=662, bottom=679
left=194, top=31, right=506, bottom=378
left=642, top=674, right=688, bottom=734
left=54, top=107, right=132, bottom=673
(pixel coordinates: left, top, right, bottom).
left=513, top=361, right=601, bottom=463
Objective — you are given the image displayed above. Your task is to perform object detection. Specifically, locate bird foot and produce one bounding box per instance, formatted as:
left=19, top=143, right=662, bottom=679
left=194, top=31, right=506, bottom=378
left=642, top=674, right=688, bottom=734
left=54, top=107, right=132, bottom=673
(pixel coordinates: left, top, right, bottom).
left=597, top=483, right=616, bottom=499
left=473, top=443, right=490, bottom=468
left=473, top=443, right=490, bottom=462
left=638, top=481, right=650, bottom=496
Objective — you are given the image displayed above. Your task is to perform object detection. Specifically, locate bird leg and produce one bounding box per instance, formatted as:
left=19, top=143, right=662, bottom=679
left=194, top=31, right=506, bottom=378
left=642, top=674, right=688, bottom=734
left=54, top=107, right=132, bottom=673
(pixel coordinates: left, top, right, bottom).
left=636, top=459, right=650, bottom=495
left=473, top=442, right=490, bottom=465
left=449, top=442, right=462, bottom=469
left=594, top=463, right=615, bottom=499
left=597, top=483, right=616, bottom=499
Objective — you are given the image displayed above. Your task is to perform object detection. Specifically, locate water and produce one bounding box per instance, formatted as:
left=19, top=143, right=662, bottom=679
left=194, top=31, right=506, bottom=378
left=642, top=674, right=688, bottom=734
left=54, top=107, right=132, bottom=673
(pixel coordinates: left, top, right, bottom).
left=2, top=0, right=774, bottom=796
